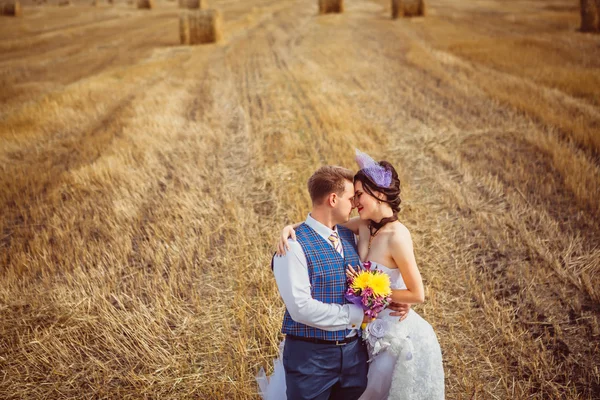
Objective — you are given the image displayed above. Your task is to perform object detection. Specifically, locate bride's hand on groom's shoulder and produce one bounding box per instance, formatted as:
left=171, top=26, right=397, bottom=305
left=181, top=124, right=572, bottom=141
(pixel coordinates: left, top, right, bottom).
left=275, top=224, right=297, bottom=256
left=388, top=302, right=411, bottom=321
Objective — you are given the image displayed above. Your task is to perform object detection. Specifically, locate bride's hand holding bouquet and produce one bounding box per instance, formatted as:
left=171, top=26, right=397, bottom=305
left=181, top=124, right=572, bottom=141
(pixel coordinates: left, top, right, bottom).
left=345, top=261, right=393, bottom=328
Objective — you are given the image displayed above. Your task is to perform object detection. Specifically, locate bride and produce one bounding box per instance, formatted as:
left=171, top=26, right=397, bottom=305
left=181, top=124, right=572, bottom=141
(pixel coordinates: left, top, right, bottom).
left=260, top=150, right=444, bottom=399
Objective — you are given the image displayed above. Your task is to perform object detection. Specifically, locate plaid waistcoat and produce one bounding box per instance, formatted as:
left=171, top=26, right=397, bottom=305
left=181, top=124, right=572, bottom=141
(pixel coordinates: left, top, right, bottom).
left=281, top=223, right=362, bottom=340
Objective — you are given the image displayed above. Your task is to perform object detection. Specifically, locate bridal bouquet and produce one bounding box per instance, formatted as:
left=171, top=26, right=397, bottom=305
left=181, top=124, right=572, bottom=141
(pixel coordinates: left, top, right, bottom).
left=345, top=261, right=392, bottom=323
left=345, top=261, right=393, bottom=355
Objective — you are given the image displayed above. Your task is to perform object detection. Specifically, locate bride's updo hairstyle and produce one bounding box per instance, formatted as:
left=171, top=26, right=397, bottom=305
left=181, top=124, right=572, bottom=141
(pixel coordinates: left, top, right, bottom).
left=354, top=161, right=402, bottom=214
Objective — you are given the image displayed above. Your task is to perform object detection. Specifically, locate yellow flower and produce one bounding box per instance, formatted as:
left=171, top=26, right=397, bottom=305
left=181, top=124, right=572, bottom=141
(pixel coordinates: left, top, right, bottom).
left=352, top=271, right=373, bottom=291
left=369, top=273, right=392, bottom=297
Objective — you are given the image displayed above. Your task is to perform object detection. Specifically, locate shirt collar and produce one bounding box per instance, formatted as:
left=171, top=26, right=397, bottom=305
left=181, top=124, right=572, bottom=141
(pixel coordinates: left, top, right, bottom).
left=305, top=213, right=338, bottom=243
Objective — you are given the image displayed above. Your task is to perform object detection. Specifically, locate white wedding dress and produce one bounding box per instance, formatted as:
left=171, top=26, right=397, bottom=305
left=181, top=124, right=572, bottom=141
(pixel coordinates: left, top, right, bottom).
left=257, top=261, right=444, bottom=400
left=358, top=261, right=444, bottom=400
left=256, top=340, right=287, bottom=400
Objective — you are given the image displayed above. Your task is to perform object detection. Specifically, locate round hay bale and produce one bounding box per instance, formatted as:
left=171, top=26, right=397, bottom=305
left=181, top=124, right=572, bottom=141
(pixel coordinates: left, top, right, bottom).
left=580, top=0, right=599, bottom=32
left=391, top=0, right=403, bottom=19
left=57, top=0, right=71, bottom=6
left=180, top=12, right=190, bottom=44
left=107, top=0, right=113, bottom=4
left=179, top=9, right=222, bottom=45
left=318, top=0, right=343, bottom=14
left=400, top=0, right=425, bottom=17
left=137, top=0, right=153, bottom=9
left=179, top=0, right=206, bottom=9
left=0, top=1, right=22, bottom=16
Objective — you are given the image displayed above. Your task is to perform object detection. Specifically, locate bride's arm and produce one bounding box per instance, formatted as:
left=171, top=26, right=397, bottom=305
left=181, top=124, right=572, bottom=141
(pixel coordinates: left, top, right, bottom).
left=276, top=217, right=364, bottom=256
left=276, top=222, right=302, bottom=255
left=389, top=227, right=425, bottom=304
left=339, top=216, right=362, bottom=234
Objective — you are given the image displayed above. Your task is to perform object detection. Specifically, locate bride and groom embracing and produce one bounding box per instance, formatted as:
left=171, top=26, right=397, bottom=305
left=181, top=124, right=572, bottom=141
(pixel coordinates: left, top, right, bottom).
left=257, top=150, right=444, bottom=400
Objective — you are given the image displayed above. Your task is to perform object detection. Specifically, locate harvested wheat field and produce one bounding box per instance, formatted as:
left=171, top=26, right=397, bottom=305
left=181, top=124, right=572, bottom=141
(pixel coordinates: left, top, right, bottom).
left=1, top=0, right=599, bottom=398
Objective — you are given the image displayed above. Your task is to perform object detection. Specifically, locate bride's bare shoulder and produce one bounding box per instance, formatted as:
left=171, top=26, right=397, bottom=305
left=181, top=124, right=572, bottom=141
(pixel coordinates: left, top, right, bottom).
left=389, top=221, right=412, bottom=242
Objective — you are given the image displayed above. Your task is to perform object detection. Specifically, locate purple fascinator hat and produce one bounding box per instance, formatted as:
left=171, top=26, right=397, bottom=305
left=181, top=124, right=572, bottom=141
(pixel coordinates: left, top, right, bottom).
left=355, top=149, right=392, bottom=188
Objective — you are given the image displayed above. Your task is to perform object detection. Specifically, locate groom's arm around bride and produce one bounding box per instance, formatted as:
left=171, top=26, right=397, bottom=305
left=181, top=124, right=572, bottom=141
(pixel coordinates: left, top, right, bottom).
left=273, top=225, right=365, bottom=331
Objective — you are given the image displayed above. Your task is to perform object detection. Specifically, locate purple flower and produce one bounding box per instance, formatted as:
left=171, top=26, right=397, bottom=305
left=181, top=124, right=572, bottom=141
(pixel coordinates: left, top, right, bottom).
left=363, top=261, right=372, bottom=271
left=362, top=296, right=370, bottom=307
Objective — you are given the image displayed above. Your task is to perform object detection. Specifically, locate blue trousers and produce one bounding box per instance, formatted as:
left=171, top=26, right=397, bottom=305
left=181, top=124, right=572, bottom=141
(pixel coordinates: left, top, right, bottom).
left=283, top=336, right=369, bottom=400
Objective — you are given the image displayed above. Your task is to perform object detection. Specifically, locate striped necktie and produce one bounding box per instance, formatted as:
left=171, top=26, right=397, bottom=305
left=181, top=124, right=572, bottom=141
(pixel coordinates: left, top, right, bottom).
left=328, top=232, right=343, bottom=256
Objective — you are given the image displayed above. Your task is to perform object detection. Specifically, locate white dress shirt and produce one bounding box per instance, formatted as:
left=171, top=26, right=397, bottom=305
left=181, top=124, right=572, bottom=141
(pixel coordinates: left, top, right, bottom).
left=273, top=214, right=364, bottom=336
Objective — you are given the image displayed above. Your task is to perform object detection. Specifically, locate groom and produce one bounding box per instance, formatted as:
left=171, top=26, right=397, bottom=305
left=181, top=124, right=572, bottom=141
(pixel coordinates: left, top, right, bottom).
left=272, top=166, right=408, bottom=400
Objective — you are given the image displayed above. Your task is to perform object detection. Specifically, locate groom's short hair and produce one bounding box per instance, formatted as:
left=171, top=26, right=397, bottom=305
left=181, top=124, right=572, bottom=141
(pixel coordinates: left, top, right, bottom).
left=307, top=166, right=355, bottom=205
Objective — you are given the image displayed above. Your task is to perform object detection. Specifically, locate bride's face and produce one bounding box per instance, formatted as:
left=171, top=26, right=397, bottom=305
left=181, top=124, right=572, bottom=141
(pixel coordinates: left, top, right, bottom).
left=354, top=180, right=381, bottom=220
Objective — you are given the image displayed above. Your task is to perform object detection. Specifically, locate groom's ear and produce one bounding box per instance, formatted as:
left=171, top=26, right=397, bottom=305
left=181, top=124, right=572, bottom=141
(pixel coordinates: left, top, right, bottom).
left=327, top=192, right=338, bottom=207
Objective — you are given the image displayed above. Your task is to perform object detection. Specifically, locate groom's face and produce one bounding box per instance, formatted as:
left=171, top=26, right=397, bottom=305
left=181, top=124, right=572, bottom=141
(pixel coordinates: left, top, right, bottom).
left=332, top=180, right=356, bottom=224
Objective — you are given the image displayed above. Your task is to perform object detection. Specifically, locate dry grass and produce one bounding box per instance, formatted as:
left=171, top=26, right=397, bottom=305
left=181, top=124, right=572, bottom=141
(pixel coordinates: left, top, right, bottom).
left=0, top=0, right=599, bottom=398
